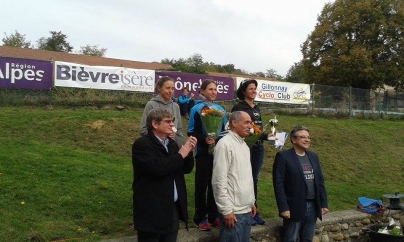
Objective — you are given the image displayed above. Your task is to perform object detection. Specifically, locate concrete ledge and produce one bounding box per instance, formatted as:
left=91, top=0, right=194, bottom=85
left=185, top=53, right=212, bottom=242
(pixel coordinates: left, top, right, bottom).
left=101, top=209, right=401, bottom=242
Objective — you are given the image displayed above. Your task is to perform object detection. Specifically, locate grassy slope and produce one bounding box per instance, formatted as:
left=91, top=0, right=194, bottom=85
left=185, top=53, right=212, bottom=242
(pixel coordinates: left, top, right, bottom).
left=0, top=106, right=403, bottom=241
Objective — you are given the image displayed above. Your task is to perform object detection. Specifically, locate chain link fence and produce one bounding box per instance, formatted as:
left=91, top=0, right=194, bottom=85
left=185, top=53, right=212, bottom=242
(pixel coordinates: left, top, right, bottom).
left=1, top=84, right=403, bottom=116
left=310, top=84, right=404, bottom=116
left=0, top=87, right=155, bottom=107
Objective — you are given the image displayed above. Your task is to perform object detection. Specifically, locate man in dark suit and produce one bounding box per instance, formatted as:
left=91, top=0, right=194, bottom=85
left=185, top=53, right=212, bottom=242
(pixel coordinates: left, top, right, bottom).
left=272, top=126, right=328, bottom=242
left=132, top=108, right=197, bottom=242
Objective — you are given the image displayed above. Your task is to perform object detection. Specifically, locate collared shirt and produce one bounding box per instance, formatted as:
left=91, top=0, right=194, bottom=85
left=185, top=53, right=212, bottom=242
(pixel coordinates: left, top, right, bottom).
left=155, top=135, right=178, bottom=202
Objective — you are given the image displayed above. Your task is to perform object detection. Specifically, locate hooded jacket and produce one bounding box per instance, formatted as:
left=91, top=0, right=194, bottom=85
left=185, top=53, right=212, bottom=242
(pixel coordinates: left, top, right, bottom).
left=187, top=101, right=226, bottom=155
left=139, top=97, right=184, bottom=141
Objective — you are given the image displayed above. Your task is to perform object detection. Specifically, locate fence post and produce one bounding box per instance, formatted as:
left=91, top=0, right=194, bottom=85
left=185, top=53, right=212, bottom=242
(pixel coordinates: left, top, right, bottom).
left=395, top=91, right=398, bottom=112
left=311, top=83, right=315, bottom=112
left=349, top=86, right=352, bottom=116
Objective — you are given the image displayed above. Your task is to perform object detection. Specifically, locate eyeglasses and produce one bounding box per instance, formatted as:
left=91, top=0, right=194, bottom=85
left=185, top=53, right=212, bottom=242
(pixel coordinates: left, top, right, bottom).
left=294, top=136, right=311, bottom=140
left=161, top=119, right=174, bottom=124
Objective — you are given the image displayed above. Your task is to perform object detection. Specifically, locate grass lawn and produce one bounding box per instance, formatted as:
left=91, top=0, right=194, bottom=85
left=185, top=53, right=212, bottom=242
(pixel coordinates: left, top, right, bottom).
left=0, top=106, right=403, bottom=241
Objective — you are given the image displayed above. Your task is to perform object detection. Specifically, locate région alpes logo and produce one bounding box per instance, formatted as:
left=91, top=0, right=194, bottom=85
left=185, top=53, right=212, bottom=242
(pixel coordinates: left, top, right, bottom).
left=0, top=62, right=44, bottom=83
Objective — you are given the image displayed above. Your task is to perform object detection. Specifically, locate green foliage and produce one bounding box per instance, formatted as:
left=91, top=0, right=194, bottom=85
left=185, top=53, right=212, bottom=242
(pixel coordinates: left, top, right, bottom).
left=302, top=0, right=404, bottom=90
left=206, top=62, right=237, bottom=73
left=161, top=53, right=278, bottom=77
left=389, top=226, right=402, bottom=235
left=250, top=69, right=284, bottom=80
left=250, top=71, right=266, bottom=77
left=265, top=68, right=283, bottom=79
left=79, top=44, right=107, bottom=57
left=2, top=30, right=31, bottom=48
left=161, top=53, right=208, bottom=74
left=285, top=61, right=307, bottom=83
left=36, top=31, right=73, bottom=52
left=0, top=107, right=403, bottom=241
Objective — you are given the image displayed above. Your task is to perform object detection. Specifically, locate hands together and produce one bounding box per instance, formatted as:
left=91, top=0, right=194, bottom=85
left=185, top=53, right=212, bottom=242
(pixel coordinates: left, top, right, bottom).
left=178, top=136, right=197, bottom=158
left=205, top=136, right=215, bottom=145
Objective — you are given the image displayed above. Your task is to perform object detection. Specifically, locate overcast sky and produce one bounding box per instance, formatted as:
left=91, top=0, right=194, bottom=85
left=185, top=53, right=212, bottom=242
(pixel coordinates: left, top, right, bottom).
left=1, top=0, right=331, bottom=76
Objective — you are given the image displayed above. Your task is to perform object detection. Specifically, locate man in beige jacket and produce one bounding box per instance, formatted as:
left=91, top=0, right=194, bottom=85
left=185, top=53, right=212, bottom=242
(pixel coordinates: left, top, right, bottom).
left=212, top=111, right=256, bottom=242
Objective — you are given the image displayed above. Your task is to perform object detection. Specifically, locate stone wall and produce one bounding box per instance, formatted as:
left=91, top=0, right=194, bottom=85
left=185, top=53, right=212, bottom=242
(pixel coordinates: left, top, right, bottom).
left=102, top=209, right=404, bottom=242
left=247, top=209, right=404, bottom=242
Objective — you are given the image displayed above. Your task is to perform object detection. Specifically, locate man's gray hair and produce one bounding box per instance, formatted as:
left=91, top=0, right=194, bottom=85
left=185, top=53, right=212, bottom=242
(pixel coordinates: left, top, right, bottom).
left=229, top=111, right=244, bottom=128
left=146, top=108, right=173, bottom=132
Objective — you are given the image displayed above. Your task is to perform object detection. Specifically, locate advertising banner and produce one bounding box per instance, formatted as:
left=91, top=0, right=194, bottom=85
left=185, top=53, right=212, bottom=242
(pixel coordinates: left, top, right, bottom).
left=54, top=61, right=155, bottom=92
left=0, top=57, right=52, bottom=90
left=156, top=71, right=234, bottom=100
left=236, top=77, right=311, bottom=104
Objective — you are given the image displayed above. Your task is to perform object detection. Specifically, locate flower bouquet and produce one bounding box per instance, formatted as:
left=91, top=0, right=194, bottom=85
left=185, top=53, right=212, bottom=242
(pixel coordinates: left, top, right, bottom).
left=244, top=122, right=266, bottom=148
left=200, top=106, right=225, bottom=154
left=378, top=218, right=403, bottom=235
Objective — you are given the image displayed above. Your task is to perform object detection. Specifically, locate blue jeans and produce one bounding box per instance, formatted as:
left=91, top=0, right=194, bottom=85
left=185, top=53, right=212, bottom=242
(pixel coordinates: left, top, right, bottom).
left=219, top=213, right=251, bottom=242
left=250, top=143, right=264, bottom=207
left=282, top=201, right=317, bottom=242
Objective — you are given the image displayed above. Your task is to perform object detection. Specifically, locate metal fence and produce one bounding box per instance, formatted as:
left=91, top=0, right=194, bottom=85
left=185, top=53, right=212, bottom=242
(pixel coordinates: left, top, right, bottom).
left=1, top=84, right=403, bottom=116
left=310, top=84, right=404, bottom=116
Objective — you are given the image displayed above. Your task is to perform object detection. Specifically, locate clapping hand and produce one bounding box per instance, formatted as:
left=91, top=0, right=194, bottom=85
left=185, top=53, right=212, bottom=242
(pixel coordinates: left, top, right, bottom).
left=178, top=136, right=197, bottom=158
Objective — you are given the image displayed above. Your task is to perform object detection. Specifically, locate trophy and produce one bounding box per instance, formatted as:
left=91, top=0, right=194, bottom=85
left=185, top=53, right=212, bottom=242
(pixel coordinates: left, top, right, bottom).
left=267, top=116, right=278, bottom=141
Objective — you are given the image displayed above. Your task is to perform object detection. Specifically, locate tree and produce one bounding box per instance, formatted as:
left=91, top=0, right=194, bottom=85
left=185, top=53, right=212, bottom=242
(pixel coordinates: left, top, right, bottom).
left=161, top=53, right=208, bottom=74
left=37, top=31, right=73, bottom=52
left=285, top=61, right=307, bottom=83
left=250, top=71, right=266, bottom=77
left=161, top=57, right=191, bottom=73
left=205, top=63, right=236, bottom=73
left=302, top=0, right=404, bottom=90
left=265, top=69, right=283, bottom=79
left=2, top=30, right=31, bottom=48
left=79, top=44, right=107, bottom=57
left=161, top=53, right=254, bottom=75
left=185, top=53, right=208, bottom=74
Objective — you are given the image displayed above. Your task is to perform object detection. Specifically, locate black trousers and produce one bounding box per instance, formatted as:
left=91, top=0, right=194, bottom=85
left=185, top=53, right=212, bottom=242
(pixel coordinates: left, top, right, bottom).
left=179, top=103, right=189, bottom=116
left=193, top=153, right=219, bottom=224
left=137, top=202, right=179, bottom=242
left=179, top=100, right=195, bottom=116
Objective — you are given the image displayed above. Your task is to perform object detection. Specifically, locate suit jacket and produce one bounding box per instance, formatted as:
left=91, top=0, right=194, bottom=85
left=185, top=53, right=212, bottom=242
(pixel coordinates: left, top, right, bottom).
left=132, top=132, right=194, bottom=233
left=272, top=148, right=328, bottom=222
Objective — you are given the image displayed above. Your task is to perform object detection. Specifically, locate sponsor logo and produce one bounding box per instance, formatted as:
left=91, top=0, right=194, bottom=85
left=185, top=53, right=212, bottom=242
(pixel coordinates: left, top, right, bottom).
left=293, top=89, right=309, bottom=100
left=166, top=77, right=230, bottom=94
left=258, top=91, right=290, bottom=100
left=261, top=83, right=287, bottom=92
left=0, top=62, right=44, bottom=83
left=56, top=65, right=154, bottom=87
